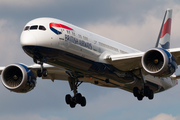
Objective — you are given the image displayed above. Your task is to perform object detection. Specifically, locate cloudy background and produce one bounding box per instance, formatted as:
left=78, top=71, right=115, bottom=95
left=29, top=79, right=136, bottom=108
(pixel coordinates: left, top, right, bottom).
left=0, top=0, right=180, bottom=120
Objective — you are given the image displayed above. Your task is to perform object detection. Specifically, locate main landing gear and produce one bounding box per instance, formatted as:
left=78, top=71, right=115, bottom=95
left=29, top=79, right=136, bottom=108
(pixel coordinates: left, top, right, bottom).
left=133, top=86, right=154, bottom=101
left=65, top=74, right=86, bottom=108
left=133, top=69, right=154, bottom=101
left=33, top=57, right=48, bottom=77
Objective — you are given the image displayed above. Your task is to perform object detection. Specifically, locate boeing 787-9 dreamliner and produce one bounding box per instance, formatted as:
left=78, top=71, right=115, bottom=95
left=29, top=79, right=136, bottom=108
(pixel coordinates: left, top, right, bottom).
left=1, top=9, right=180, bottom=108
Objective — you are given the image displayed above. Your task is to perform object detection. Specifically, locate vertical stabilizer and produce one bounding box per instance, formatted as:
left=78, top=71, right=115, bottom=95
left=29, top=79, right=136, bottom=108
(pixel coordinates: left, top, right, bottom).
left=155, top=9, right=172, bottom=49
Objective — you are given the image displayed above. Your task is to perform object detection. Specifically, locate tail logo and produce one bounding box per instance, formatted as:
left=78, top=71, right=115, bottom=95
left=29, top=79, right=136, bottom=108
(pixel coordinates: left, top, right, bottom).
left=159, top=18, right=171, bottom=49
left=156, top=9, right=172, bottom=49
left=160, top=42, right=170, bottom=48
left=160, top=18, right=171, bottom=38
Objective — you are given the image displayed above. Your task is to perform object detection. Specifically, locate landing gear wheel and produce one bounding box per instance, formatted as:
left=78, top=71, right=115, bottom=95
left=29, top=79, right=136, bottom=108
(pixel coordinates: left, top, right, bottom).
left=66, top=76, right=87, bottom=108
left=75, top=93, right=82, bottom=104
left=81, top=96, right=86, bottom=107
left=133, top=86, right=154, bottom=101
left=65, top=94, right=72, bottom=104
left=144, top=86, right=150, bottom=96
left=133, top=87, right=139, bottom=97
left=42, top=69, right=48, bottom=77
left=137, top=94, right=144, bottom=101
left=65, top=93, right=86, bottom=108
left=37, top=69, right=42, bottom=77
left=70, top=101, right=76, bottom=108
left=148, top=90, right=154, bottom=100
left=34, top=57, right=48, bottom=78
left=37, top=69, right=48, bottom=77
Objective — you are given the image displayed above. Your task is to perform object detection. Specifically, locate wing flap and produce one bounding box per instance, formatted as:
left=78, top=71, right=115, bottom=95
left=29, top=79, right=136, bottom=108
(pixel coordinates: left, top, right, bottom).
left=107, top=52, right=144, bottom=71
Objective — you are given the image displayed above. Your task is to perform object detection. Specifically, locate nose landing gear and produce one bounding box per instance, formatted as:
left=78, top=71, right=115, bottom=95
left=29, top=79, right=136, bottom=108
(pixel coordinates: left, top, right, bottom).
left=37, top=68, right=48, bottom=77
left=33, top=57, right=48, bottom=77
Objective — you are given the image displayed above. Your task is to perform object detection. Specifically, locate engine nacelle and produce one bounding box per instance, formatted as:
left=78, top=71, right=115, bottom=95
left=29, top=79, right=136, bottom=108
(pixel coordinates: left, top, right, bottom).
left=1, top=63, right=36, bottom=93
left=142, top=48, right=177, bottom=77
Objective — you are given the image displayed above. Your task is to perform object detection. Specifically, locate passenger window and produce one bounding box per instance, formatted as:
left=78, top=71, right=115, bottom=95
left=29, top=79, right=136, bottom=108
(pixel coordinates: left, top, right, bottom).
left=72, top=32, right=75, bottom=36
left=24, top=26, right=30, bottom=31
left=30, top=25, right=38, bottom=30
left=39, top=25, right=46, bottom=30
left=83, top=36, right=88, bottom=40
left=78, top=34, right=82, bottom=39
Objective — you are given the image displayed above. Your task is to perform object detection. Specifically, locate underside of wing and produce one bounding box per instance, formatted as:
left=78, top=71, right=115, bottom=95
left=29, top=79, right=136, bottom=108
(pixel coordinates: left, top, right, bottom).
left=28, top=64, right=69, bottom=81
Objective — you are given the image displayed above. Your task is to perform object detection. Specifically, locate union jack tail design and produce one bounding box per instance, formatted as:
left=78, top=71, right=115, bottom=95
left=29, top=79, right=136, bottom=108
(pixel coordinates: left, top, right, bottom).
left=155, top=9, right=172, bottom=49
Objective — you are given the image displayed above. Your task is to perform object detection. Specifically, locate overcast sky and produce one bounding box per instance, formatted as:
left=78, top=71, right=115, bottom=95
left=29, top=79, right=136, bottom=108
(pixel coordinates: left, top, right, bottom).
left=1, top=0, right=180, bottom=120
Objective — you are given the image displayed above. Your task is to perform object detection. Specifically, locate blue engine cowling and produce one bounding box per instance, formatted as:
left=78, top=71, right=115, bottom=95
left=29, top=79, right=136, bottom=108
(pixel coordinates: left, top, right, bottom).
left=1, top=63, right=36, bottom=93
left=142, top=48, right=177, bottom=77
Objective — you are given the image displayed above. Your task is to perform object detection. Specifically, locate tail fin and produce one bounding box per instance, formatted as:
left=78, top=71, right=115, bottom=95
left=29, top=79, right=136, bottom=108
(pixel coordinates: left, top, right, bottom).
left=155, top=9, right=172, bottom=49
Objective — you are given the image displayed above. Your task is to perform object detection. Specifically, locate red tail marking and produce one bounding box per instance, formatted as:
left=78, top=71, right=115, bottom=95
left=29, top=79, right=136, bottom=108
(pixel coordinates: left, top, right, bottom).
left=160, top=18, right=171, bottom=38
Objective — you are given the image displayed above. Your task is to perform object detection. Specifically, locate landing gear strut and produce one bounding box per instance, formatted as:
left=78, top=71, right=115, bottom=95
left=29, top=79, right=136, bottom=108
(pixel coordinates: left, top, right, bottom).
left=133, top=69, right=154, bottom=101
left=33, top=57, right=48, bottom=77
left=65, top=74, right=86, bottom=108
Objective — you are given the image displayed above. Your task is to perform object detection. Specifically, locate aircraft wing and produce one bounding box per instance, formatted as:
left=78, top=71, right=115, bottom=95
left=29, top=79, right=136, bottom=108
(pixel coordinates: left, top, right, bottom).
left=106, top=52, right=144, bottom=71
left=0, top=67, right=5, bottom=74
left=168, top=48, right=180, bottom=65
left=28, top=64, right=69, bottom=81
left=0, top=64, right=69, bottom=81
left=107, top=48, right=180, bottom=72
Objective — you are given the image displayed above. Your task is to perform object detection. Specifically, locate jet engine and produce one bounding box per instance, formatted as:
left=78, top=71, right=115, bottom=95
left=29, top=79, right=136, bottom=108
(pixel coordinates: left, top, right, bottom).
left=142, top=48, right=177, bottom=77
left=1, top=63, right=36, bottom=93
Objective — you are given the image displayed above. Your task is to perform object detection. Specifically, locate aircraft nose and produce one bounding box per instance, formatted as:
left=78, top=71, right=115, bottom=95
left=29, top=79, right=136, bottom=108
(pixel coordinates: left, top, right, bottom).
left=20, top=31, right=37, bottom=47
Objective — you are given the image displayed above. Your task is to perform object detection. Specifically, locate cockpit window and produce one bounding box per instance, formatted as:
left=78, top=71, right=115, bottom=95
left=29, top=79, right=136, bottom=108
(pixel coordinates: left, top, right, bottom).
left=30, top=25, right=38, bottom=30
left=39, top=25, right=46, bottom=30
left=24, top=25, right=46, bottom=31
left=24, top=26, right=30, bottom=31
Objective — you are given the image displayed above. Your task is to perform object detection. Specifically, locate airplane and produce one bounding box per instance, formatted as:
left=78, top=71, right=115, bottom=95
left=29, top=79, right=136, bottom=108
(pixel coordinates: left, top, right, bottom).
left=0, top=8, right=180, bottom=108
